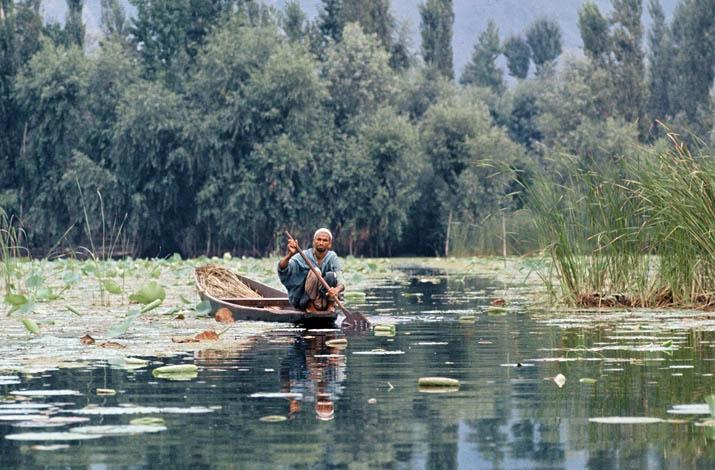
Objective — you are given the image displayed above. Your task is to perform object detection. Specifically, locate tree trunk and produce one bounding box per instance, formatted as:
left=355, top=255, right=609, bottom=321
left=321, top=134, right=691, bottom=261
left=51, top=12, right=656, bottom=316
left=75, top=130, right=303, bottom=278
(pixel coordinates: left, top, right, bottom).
left=444, top=209, right=452, bottom=257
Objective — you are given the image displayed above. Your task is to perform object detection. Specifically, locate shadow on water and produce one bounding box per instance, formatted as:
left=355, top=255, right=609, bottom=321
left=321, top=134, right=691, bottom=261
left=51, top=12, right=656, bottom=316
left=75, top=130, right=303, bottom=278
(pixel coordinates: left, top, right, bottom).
left=2, top=269, right=715, bottom=468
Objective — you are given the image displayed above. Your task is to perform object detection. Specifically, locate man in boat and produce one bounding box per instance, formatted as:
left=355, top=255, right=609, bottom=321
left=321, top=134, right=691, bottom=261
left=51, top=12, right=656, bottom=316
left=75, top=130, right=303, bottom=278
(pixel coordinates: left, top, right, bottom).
left=278, top=228, right=345, bottom=313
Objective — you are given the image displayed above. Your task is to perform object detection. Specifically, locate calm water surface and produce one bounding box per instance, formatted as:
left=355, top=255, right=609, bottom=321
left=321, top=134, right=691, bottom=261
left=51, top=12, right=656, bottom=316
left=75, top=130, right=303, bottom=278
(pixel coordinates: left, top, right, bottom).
left=1, top=270, right=714, bottom=469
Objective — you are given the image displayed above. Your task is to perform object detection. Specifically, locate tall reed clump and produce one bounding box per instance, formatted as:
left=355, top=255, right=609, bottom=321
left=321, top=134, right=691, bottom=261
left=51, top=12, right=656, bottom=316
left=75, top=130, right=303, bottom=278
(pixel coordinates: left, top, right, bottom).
left=528, top=134, right=715, bottom=308
left=526, top=155, right=652, bottom=306
left=633, top=134, right=715, bottom=306
left=0, top=208, right=27, bottom=295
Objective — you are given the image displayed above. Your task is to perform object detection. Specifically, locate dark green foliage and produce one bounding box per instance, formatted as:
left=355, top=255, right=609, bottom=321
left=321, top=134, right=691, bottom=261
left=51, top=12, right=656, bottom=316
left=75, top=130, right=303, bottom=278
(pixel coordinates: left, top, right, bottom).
left=646, top=0, right=672, bottom=133
left=420, top=0, right=454, bottom=80
left=668, top=0, right=715, bottom=136
left=0, top=0, right=712, bottom=259
left=610, top=0, right=645, bottom=126
left=578, top=2, right=610, bottom=62
left=100, top=0, right=129, bottom=45
left=14, top=42, right=90, bottom=247
left=460, top=20, right=503, bottom=92
left=64, top=0, right=85, bottom=48
left=525, top=18, right=562, bottom=72
left=503, top=35, right=531, bottom=79
left=129, top=0, right=236, bottom=82
left=318, top=0, right=344, bottom=44
left=282, top=0, right=306, bottom=42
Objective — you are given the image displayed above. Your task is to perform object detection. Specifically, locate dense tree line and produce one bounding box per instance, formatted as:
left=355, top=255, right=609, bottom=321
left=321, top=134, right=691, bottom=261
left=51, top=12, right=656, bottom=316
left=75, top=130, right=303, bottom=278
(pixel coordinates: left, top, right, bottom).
left=0, top=0, right=712, bottom=258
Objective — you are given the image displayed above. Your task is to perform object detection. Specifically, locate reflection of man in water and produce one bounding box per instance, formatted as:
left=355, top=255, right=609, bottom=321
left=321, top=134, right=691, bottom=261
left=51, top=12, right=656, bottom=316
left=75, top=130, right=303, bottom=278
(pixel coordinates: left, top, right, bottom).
left=280, top=333, right=346, bottom=421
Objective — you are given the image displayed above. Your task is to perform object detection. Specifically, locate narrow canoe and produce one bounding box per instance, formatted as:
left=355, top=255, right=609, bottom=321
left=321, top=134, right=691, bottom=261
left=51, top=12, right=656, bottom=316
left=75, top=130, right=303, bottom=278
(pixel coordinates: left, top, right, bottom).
left=194, top=271, right=338, bottom=324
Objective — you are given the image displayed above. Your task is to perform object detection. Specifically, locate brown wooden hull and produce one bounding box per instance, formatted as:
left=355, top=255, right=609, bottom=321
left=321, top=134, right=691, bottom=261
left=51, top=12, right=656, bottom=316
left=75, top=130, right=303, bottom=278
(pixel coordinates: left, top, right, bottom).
left=195, top=271, right=338, bottom=324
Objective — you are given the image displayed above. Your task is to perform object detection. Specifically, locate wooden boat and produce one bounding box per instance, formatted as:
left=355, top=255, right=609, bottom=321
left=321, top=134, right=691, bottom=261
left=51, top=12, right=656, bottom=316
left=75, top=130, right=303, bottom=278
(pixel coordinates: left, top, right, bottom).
left=194, top=271, right=338, bottom=325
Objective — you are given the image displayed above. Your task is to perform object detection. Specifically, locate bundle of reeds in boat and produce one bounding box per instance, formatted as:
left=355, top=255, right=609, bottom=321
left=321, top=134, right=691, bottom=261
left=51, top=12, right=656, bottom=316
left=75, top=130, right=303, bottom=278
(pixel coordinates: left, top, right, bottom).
left=195, top=264, right=261, bottom=298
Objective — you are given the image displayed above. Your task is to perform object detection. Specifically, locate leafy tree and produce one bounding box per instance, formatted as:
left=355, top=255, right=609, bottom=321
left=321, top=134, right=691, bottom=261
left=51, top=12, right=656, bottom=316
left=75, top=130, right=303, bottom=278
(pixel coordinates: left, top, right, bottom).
left=506, top=88, right=542, bottom=151
left=129, top=0, right=236, bottom=82
left=318, top=0, right=344, bottom=44
left=460, top=20, right=503, bottom=92
left=189, top=19, right=327, bottom=254
left=14, top=42, right=90, bottom=247
left=578, top=2, right=610, bottom=63
left=610, top=0, right=645, bottom=126
left=646, top=0, right=672, bottom=132
left=322, top=22, right=397, bottom=129
left=100, top=0, right=129, bottom=46
left=330, top=107, right=420, bottom=255
left=64, top=0, right=85, bottom=48
left=668, top=0, right=715, bottom=137
left=420, top=93, right=520, bottom=254
left=419, top=0, right=454, bottom=80
left=282, top=0, right=306, bottom=43
left=111, top=80, right=192, bottom=255
left=525, top=18, right=562, bottom=73
left=397, top=66, right=457, bottom=121
left=503, top=35, right=531, bottom=79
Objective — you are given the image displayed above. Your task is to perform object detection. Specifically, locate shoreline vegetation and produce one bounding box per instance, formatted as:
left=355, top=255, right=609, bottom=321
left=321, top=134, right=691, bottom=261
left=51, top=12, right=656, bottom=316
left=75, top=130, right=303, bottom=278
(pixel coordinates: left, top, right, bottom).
left=529, top=133, right=715, bottom=309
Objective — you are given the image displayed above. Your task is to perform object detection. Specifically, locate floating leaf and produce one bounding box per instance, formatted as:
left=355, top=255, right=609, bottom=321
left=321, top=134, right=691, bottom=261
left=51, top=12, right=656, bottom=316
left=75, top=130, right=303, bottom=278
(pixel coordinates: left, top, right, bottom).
left=95, top=388, right=116, bottom=396
left=106, top=309, right=141, bottom=338
left=11, top=390, right=82, bottom=397
left=589, top=417, right=663, bottom=424
left=250, top=392, right=303, bottom=399
left=667, top=404, right=710, bottom=414
left=5, top=432, right=102, bottom=441
left=70, top=425, right=167, bottom=435
left=140, top=298, right=163, bottom=314
left=66, top=305, right=82, bottom=316
left=5, top=293, right=27, bottom=307
left=418, top=377, right=460, bottom=387
left=102, top=279, right=122, bottom=295
left=195, top=300, right=211, bottom=316
left=66, top=406, right=216, bottom=416
left=152, top=364, right=198, bottom=380
left=130, top=417, right=165, bottom=426
left=25, top=273, right=44, bottom=289
left=343, top=292, right=366, bottom=302
left=325, top=339, right=348, bottom=348
left=20, top=317, right=40, bottom=334
left=579, top=378, right=597, bottom=384
left=129, top=282, right=165, bottom=304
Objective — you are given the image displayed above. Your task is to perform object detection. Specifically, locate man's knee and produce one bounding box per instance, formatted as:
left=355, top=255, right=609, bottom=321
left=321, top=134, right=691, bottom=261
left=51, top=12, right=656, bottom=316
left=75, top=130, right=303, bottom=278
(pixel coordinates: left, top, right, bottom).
left=324, top=271, right=338, bottom=287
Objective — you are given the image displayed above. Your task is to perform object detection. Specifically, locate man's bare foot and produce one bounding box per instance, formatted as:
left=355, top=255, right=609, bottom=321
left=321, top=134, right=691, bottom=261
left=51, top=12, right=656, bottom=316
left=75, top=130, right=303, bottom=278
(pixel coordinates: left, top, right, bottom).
left=305, top=302, right=317, bottom=313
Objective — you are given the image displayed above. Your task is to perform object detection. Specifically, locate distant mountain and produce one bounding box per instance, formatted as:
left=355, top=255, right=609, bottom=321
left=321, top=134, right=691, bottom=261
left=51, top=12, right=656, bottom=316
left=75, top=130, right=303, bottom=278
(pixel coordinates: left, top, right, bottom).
left=43, top=0, right=679, bottom=75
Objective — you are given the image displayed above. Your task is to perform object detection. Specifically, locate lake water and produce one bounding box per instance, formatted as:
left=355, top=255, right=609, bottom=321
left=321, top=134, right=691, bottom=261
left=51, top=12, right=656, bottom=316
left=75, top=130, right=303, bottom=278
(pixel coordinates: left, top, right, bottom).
left=1, top=269, right=714, bottom=469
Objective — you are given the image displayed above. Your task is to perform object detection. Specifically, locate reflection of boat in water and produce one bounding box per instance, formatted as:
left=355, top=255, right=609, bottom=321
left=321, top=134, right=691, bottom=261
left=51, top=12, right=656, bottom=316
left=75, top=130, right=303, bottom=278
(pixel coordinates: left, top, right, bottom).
left=194, top=270, right=338, bottom=325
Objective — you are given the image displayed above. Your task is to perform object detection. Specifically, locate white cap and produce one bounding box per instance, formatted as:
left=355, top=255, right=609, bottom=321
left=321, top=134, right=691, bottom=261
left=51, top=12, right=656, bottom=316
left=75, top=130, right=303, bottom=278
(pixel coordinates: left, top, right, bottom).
left=313, top=228, right=333, bottom=241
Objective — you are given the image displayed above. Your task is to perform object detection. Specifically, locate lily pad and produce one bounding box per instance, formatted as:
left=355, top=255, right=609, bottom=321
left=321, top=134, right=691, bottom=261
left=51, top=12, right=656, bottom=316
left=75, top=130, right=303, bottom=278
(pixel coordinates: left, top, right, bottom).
left=10, top=390, right=82, bottom=397
left=129, top=281, right=166, bottom=304
left=418, top=377, right=460, bottom=387
left=5, top=432, right=103, bottom=441
left=70, top=425, right=167, bottom=435
left=250, top=392, right=303, bottom=399
left=152, top=364, right=199, bottom=381
left=589, top=417, right=663, bottom=424
left=259, top=415, right=287, bottom=423
left=668, top=404, right=711, bottom=414
left=353, top=350, right=405, bottom=355
left=129, top=417, right=166, bottom=426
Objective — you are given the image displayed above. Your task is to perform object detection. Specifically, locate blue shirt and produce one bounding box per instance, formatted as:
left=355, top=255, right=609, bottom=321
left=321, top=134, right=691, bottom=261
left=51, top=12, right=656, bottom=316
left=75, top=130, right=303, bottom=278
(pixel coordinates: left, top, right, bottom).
left=277, top=248, right=342, bottom=309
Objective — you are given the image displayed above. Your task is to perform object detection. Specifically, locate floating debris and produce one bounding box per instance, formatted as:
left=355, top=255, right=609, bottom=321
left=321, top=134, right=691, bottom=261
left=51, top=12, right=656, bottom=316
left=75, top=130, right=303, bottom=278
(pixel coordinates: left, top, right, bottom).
left=552, top=374, right=566, bottom=388
left=367, top=398, right=377, bottom=404
left=458, top=315, right=476, bottom=323
left=30, top=444, right=70, bottom=451
left=79, top=334, right=95, bottom=345
left=96, top=389, right=116, bottom=396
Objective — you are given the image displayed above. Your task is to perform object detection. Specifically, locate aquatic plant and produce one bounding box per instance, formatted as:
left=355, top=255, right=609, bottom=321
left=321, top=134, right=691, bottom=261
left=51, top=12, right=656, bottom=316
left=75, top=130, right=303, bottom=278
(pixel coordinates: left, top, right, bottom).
left=527, top=133, right=715, bottom=307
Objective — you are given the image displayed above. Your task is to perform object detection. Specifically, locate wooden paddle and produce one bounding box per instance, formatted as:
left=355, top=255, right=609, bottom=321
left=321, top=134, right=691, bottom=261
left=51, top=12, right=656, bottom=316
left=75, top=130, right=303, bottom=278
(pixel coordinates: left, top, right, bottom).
left=284, top=231, right=370, bottom=330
